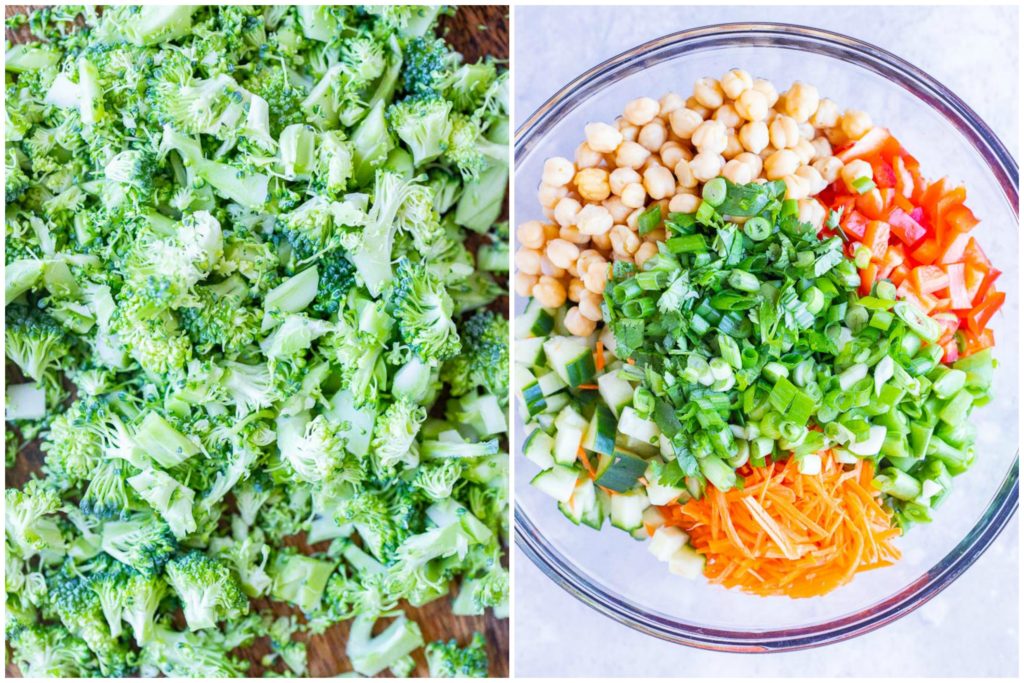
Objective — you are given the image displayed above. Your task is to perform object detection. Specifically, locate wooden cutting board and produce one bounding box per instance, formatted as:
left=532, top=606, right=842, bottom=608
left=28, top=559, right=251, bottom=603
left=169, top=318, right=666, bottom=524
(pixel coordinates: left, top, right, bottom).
left=4, top=5, right=510, bottom=678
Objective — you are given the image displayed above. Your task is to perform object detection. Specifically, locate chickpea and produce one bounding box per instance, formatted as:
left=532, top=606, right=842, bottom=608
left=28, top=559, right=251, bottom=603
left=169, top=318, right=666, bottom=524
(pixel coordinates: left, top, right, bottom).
left=668, top=107, right=704, bottom=140
left=810, top=137, right=833, bottom=162
left=644, top=226, right=667, bottom=243
left=546, top=238, right=580, bottom=270
left=576, top=249, right=604, bottom=276
left=841, top=159, right=874, bottom=193
left=795, top=164, right=826, bottom=195
left=567, top=277, right=585, bottom=303
left=693, top=77, right=725, bottom=109
left=620, top=182, right=647, bottom=209
left=643, top=164, right=676, bottom=200
left=813, top=155, right=844, bottom=184
left=841, top=109, right=872, bottom=141
left=618, top=122, right=639, bottom=143
left=614, top=140, right=651, bottom=169
left=563, top=306, right=597, bottom=337
left=542, top=156, right=575, bottom=187
left=792, top=137, right=816, bottom=165
left=533, top=276, right=567, bottom=309
left=624, top=96, right=660, bottom=126
left=584, top=122, right=624, bottom=153
left=603, top=195, right=632, bottom=223
left=575, top=142, right=604, bottom=169
left=769, top=115, right=800, bottom=150
left=751, top=78, right=779, bottom=107
left=735, top=152, right=763, bottom=178
left=673, top=158, right=699, bottom=189
left=609, top=167, right=641, bottom=196
left=517, top=220, right=546, bottom=249
left=691, top=119, right=728, bottom=155
left=782, top=82, right=819, bottom=122
left=824, top=126, right=848, bottom=147
left=542, top=222, right=561, bottom=241
left=782, top=173, right=810, bottom=200
left=659, top=141, right=686, bottom=169
left=764, top=149, right=800, bottom=180
left=668, top=192, right=701, bottom=213
left=690, top=152, right=724, bottom=182
left=577, top=290, right=605, bottom=322
left=684, top=96, right=711, bottom=119
left=723, top=133, right=743, bottom=160
left=576, top=203, right=614, bottom=235
left=634, top=241, right=659, bottom=266
left=738, top=120, right=770, bottom=154
left=581, top=259, right=610, bottom=293
left=797, top=198, right=827, bottom=230
left=659, top=92, right=685, bottom=117
left=514, top=272, right=538, bottom=297
left=540, top=254, right=565, bottom=277
left=637, top=120, right=668, bottom=152
left=735, top=89, right=769, bottom=122
left=609, top=224, right=641, bottom=257
left=713, top=104, right=742, bottom=129
left=722, top=158, right=755, bottom=185
left=720, top=68, right=753, bottom=99
left=575, top=167, right=611, bottom=202
left=537, top=182, right=567, bottom=209
left=810, top=98, right=840, bottom=129
left=517, top=247, right=543, bottom=275
left=625, top=208, right=643, bottom=231
left=591, top=231, right=612, bottom=253
left=797, top=122, right=815, bottom=141
left=559, top=224, right=590, bottom=245
left=553, top=196, right=582, bottom=227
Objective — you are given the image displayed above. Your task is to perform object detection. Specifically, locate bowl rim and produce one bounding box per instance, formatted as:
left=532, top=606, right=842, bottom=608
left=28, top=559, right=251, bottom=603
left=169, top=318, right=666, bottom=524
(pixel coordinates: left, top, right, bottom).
left=513, top=21, right=1019, bottom=652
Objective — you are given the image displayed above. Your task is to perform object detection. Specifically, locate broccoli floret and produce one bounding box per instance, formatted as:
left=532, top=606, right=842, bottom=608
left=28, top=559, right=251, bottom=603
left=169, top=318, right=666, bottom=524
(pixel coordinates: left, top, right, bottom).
left=370, top=397, right=428, bottom=474
left=120, top=569, right=170, bottom=646
left=441, top=309, right=510, bottom=401
left=311, top=250, right=358, bottom=315
left=401, top=36, right=453, bottom=97
left=5, top=304, right=72, bottom=382
left=99, top=513, right=178, bottom=577
left=165, top=551, right=249, bottom=630
left=444, top=113, right=509, bottom=180
left=5, top=480, right=65, bottom=558
left=388, top=95, right=453, bottom=167
left=6, top=620, right=97, bottom=677
left=140, top=623, right=251, bottom=677
left=80, top=458, right=137, bottom=519
left=390, top=258, right=461, bottom=362
left=426, top=632, right=489, bottom=677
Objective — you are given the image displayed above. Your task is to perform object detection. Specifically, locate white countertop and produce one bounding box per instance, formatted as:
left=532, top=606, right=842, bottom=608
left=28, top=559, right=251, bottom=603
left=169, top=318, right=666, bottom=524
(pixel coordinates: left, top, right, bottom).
left=512, top=4, right=1019, bottom=677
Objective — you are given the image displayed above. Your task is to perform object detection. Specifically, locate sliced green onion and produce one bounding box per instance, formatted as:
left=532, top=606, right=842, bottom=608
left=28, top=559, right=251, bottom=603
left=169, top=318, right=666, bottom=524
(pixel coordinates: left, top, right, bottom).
left=852, top=176, right=876, bottom=194
left=743, top=216, right=772, bottom=241
left=728, top=269, right=759, bottom=292
left=701, top=177, right=727, bottom=207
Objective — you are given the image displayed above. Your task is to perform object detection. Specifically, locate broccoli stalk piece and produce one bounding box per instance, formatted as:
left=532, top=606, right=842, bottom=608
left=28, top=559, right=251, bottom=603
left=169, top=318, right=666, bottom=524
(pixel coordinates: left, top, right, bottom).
left=96, top=5, right=197, bottom=46
left=269, top=551, right=336, bottom=613
left=346, top=611, right=424, bottom=677
left=127, top=469, right=197, bottom=539
left=425, top=632, right=489, bottom=678
left=160, top=125, right=269, bottom=209
left=99, top=513, right=178, bottom=577
left=165, top=551, right=249, bottom=630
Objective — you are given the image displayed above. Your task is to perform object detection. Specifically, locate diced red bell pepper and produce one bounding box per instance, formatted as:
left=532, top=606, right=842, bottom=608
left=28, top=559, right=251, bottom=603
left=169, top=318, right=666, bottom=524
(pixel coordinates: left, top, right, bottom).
left=910, top=237, right=941, bottom=265
left=835, top=127, right=896, bottom=163
left=886, top=207, right=927, bottom=246
left=863, top=220, right=891, bottom=260
left=945, top=263, right=972, bottom=310
left=941, top=338, right=960, bottom=363
left=910, top=265, right=949, bottom=294
left=962, top=237, right=992, bottom=270
left=872, top=160, right=897, bottom=188
left=856, top=188, right=889, bottom=220
left=842, top=210, right=870, bottom=239
left=859, top=262, right=879, bottom=296
left=966, top=291, right=1005, bottom=335
left=937, top=232, right=971, bottom=265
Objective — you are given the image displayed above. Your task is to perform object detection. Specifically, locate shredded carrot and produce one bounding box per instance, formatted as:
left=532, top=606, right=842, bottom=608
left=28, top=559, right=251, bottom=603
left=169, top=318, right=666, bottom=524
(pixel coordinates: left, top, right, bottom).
left=626, top=358, right=636, bottom=365
left=594, top=341, right=605, bottom=371
left=576, top=384, right=599, bottom=390
left=660, top=453, right=901, bottom=598
left=576, top=446, right=596, bottom=479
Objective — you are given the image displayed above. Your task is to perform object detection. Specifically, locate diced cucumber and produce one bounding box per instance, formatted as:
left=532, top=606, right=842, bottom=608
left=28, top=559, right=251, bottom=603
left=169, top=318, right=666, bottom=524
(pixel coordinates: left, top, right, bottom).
left=553, top=423, right=585, bottom=466
left=554, top=405, right=588, bottom=431
left=516, top=336, right=547, bottom=367
left=609, top=489, right=650, bottom=532
left=618, top=406, right=661, bottom=445
left=595, top=449, right=648, bottom=493
left=540, top=391, right=569, bottom=415
left=536, top=370, right=566, bottom=396
left=581, top=404, right=617, bottom=456
left=648, top=526, right=688, bottom=561
left=597, top=371, right=634, bottom=418
left=516, top=299, right=555, bottom=339
left=530, top=465, right=579, bottom=503
left=667, top=545, right=705, bottom=579
left=543, top=336, right=596, bottom=389
left=616, top=433, right=660, bottom=458
left=523, top=428, right=555, bottom=469
left=558, top=477, right=596, bottom=525
left=581, top=487, right=609, bottom=530
left=534, top=413, right=556, bottom=432
left=644, top=462, right=687, bottom=506
left=598, top=326, right=618, bottom=360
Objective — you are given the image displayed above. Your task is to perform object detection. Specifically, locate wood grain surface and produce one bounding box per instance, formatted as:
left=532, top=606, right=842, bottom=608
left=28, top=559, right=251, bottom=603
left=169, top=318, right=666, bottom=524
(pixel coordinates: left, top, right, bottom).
left=4, top=5, right=510, bottom=678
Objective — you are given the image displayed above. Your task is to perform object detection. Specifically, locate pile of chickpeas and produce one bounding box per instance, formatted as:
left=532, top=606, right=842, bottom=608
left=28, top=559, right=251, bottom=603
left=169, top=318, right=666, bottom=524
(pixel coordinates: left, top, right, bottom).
left=515, top=69, right=878, bottom=338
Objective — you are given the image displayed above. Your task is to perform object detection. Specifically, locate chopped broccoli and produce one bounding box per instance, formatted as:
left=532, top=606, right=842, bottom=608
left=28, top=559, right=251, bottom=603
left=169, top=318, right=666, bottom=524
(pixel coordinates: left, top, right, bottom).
left=426, top=632, right=489, bottom=677
left=165, top=551, right=249, bottom=630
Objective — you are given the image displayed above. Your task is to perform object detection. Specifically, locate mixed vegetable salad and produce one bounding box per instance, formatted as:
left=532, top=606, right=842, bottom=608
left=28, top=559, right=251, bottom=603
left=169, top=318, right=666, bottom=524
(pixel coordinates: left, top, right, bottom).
left=515, top=70, right=1004, bottom=598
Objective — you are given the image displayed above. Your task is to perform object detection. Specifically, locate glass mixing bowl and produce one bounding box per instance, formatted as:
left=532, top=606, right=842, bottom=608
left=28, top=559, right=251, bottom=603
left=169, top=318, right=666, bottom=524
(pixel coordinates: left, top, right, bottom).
left=513, top=23, right=1019, bottom=652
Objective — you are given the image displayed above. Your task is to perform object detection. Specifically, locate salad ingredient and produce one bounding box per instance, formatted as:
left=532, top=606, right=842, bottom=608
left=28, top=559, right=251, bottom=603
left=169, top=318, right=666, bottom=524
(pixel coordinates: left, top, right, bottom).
left=662, top=453, right=900, bottom=598
left=5, top=5, right=508, bottom=677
